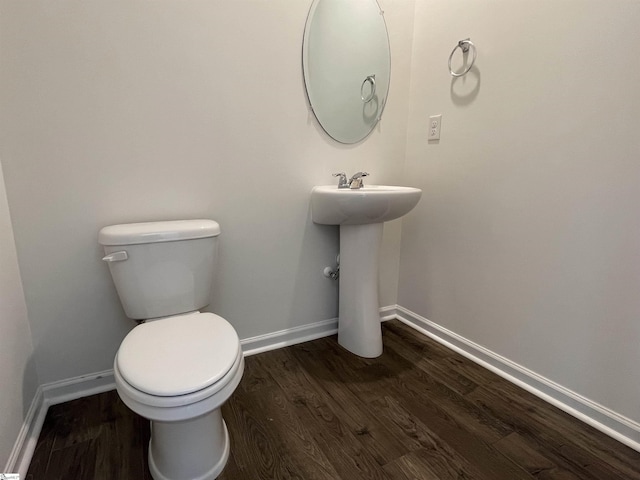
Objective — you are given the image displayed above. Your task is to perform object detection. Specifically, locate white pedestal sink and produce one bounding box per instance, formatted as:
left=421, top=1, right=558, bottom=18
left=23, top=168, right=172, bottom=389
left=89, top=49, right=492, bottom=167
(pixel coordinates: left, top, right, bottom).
left=311, top=185, right=422, bottom=357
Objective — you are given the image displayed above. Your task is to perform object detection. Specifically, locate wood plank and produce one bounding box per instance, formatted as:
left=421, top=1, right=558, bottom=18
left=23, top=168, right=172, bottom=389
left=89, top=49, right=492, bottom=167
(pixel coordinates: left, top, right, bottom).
left=220, top=384, right=340, bottom=480
left=376, top=388, right=534, bottom=480
left=483, top=378, right=640, bottom=478
left=293, top=337, right=390, bottom=401
left=380, top=329, right=496, bottom=428
left=46, top=438, right=98, bottom=480
left=373, top=395, right=498, bottom=480
left=257, top=346, right=392, bottom=479
left=382, top=328, right=479, bottom=396
left=96, top=393, right=150, bottom=480
left=468, top=385, right=634, bottom=480
left=236, top=351, right=278, bottom=394
left=383, top=448, right=463, bottom=480
left=47, top=394, right=108, bottom=453
left=282, top=386, right=393, bottom=479
left=383, top=321, right=454, bottom=360
left=387, top=358, right=514, bottom=445
left=287, top=343, right=419, bottom=465
left=494, top=432, right=584, bottom=480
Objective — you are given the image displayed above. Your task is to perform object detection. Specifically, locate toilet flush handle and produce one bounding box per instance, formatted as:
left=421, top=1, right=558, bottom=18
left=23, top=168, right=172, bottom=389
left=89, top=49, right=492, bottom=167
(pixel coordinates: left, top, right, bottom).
left=102, top=251, right=128, bottom=262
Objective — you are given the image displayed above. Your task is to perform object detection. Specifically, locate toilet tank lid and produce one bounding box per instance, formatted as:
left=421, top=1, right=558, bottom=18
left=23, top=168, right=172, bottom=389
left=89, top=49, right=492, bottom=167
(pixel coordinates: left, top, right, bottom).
left=99, top=219, right=221, bottom=246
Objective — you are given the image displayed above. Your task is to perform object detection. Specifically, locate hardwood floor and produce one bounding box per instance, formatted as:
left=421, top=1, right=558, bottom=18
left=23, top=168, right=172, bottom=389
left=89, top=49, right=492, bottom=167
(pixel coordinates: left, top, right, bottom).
left=27, top=320, right=640, bottom=479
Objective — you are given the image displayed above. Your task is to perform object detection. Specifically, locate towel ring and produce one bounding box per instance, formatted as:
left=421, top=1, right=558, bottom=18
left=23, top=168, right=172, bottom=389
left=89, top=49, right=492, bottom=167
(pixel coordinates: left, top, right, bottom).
left=361, top=74, right=376, bottom=103
left=448, top=38, right=477, bottom=77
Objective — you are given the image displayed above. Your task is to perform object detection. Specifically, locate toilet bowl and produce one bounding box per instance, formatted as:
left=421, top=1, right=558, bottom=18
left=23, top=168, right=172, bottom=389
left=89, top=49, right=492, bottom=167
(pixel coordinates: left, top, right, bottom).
left=99, top=220, right=243, bottom=480
left=114, top=313, right=244, bottom=480
left=114, top=312, right=243, bottom=419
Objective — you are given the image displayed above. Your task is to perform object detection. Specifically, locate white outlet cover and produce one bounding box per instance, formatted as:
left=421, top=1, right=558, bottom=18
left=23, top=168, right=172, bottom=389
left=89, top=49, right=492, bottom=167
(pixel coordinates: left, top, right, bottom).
left=429, top=114, right=442, bottom=141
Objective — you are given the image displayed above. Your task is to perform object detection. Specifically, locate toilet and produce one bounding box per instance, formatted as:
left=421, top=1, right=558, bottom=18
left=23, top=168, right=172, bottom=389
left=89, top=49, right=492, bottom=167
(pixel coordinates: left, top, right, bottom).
left=98, top=219, right=244, bottom=480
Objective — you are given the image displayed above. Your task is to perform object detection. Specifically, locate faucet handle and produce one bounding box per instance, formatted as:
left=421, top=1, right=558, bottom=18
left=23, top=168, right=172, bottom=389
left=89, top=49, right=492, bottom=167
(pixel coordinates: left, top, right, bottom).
left=332, top=172, right=349, bottom=188
left=349, top=171, right=369, bottom=180
left=348, top=171, right=369, bottom=189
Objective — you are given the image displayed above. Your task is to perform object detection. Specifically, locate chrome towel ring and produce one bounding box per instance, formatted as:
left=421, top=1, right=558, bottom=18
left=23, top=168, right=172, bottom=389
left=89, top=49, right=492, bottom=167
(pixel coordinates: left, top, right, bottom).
left=448, top=38, right=477, bottom=77
left=361, top=74, right=376, bottom=103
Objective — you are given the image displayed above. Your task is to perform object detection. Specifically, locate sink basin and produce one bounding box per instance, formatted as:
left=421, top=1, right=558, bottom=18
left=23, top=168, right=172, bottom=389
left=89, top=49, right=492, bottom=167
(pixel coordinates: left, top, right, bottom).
left=311, top=185, right=422, bottom=225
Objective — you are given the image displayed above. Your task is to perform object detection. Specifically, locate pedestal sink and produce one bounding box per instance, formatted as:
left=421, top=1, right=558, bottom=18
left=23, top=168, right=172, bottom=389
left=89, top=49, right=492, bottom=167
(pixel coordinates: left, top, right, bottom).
left=311, top=185, right=422, bottom=357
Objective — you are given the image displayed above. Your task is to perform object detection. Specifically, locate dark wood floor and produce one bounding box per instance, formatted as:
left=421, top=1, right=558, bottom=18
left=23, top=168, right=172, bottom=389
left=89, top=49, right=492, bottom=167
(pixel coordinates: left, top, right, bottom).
left=27, top=320, right=640, bottom=480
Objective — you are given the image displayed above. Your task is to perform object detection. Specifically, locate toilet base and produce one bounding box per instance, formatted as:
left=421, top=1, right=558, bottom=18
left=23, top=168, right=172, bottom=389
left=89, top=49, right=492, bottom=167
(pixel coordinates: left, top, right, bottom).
left=148, top=409, right=230, bottom=480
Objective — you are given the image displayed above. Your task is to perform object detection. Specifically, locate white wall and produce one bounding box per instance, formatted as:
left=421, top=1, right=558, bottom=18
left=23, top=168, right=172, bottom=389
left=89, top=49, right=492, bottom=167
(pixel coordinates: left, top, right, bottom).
left=0, top=0, right=415, bottom=385
left=0, top=160, right=37, bottom=468
left=400, top=0, right=640, bottom=423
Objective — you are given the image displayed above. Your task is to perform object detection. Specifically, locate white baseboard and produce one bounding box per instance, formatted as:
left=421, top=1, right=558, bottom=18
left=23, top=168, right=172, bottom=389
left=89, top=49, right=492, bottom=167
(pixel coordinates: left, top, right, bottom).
left=240, top=317, right=338, bottom=356
left=5, top=370, right=116, bottom=476
left=4, top=387, right=46, bottom=476
left=239, top=306, right=397, bottom=356
left=42, top=369, right=116, bottom=407
left=392, top=304, right=640, bottom=453
left=379, top=304, right=398, bottom=322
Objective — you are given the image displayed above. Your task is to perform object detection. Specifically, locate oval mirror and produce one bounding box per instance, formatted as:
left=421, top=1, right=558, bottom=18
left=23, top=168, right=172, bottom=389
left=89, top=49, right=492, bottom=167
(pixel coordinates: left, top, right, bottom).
left=302, top=0, right=391, bottom=144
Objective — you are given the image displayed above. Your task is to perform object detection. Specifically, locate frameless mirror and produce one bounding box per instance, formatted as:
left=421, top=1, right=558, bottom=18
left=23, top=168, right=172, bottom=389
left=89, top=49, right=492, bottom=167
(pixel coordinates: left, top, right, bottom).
left=302, top=0, right=391, bottom=144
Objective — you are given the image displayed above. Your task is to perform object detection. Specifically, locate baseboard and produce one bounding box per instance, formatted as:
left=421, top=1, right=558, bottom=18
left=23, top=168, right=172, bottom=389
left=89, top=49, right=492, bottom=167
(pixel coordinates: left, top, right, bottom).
left=392, top=304, right=640, bottom=453
left=42, top=369, right=115, bottom=407
left=240, top=317, right=339, bottom=356
left=5, top=370, right=116, bottom=476
left=379, top=304, right=398, bottom=322
left=4, top=387, right=46, bottom=476
left=239, top=306, right=399, bottom=356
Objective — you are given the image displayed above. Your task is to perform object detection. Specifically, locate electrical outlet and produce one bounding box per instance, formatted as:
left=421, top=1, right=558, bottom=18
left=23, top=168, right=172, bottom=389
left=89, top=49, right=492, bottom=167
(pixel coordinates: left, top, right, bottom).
left=429, top=114, right=442, bottom=141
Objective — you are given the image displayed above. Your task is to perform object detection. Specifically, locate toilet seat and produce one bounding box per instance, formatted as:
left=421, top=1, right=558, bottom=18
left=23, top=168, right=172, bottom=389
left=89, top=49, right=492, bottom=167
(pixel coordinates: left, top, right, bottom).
left=114, top=347, right=244, bottom=422
left=117, top=312, right=240, bottom=397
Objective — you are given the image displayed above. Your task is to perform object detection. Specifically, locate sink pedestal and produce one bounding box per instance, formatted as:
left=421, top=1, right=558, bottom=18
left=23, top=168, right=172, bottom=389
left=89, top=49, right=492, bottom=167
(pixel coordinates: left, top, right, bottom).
left=338, top=223, right=384, bottom=358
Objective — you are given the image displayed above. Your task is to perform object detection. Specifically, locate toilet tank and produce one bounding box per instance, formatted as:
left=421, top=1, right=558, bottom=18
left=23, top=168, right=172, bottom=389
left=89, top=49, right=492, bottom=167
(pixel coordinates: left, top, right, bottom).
left=98, top=220, right=221, bottom=320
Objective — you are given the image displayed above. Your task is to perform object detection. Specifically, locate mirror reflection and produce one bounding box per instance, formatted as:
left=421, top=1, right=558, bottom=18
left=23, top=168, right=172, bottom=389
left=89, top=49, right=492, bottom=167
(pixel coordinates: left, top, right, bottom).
left=302, top=0, right=391, bottom=144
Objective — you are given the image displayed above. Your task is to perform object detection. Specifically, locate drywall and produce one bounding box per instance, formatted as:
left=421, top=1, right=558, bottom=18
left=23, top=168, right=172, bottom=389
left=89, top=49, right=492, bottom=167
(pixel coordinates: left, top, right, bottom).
left=0, top=160, right=37, bottom=468
left=400, top=0, right=640, bottom=423
left=0, top=0, right=415, bottom=384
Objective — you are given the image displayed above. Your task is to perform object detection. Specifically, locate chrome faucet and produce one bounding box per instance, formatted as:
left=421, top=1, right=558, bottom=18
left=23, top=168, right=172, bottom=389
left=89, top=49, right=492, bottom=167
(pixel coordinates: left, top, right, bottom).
left=348, top=171, right=369, bottom=189
left=332, top=171, right=369, bottom=189
left=332, top=172, right=349, bottom=189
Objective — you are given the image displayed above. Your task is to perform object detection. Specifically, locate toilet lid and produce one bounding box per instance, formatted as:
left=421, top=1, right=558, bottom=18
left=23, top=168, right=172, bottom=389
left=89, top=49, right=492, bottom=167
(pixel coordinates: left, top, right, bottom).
left=117, top=312, right=240, bottom=397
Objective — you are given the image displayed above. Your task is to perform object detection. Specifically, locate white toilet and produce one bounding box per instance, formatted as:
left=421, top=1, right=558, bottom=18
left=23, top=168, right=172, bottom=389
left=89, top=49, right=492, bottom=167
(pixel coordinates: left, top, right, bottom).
left=98, top=219, right=244, bottom=480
